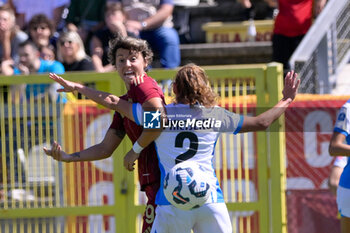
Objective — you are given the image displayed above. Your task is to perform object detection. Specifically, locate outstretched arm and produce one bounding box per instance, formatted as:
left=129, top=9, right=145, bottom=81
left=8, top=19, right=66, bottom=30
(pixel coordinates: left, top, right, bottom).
left=49, top=73, right=134, bottom=120
left=240, top=70, right=300, bottom=132
left=49, top=73, right=164, bottom=170
left=43, top=128, right=125, bottom=162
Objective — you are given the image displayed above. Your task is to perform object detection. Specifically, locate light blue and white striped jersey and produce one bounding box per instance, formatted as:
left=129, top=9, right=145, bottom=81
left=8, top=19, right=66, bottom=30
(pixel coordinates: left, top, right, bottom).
left=333, top=99, right=350, bottom=189
left=133, top=103, right=244, bottom=205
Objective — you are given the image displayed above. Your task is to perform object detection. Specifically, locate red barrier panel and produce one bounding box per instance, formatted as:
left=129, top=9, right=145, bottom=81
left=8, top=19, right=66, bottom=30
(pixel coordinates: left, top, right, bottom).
left=287, top=190, right=340, bottom=233
left=285, top=98, right=346, bottom=190
left=284, top=96, right=349, bottom=233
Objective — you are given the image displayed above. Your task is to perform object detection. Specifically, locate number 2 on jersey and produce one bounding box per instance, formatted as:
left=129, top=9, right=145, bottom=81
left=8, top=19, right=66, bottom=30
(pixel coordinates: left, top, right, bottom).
left=175, top=132, right=198, bottom=164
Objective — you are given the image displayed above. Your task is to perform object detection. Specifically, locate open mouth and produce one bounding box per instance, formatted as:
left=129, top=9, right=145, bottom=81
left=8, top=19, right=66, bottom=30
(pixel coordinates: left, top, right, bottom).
left=124, top=71, right=136, bottom=79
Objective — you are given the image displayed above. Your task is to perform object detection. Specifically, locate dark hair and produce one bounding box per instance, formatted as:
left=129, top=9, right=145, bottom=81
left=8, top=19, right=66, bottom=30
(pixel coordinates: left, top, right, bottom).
left=108, top=34, right=153, bottom=70
left=28, top=14, right=54, bottom=36
left=174, top=63, right=218, bottom=107
left=105, top=2, right=125, bottom=15
left=19, top=40, right=39, bottom=51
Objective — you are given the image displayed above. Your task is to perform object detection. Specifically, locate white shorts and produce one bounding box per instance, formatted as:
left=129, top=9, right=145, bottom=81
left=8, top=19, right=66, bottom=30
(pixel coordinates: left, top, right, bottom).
left=337, top=186, right=350, bottom=217
left=150, top=203, right=232, bottom=233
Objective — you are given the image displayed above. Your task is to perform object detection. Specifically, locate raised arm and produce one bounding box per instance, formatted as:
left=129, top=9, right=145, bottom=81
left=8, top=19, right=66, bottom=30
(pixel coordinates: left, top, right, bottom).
left=90, top=36, right=115, bottom=73
left=240, top=70, right=300, bottom=132
left=0, top=26, right=12, bottom=61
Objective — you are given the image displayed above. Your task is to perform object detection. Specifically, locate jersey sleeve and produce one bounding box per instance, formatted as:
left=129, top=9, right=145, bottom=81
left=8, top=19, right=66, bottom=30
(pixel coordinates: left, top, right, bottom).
left=130, top=76, right=163, bottom=104
left=109, top=111, right=126, bottom=133
left=214, top=107, right=244, bottom=134
left=132, top=103, right=143, bottom=126
left=334, top=103, right=350, bottom=136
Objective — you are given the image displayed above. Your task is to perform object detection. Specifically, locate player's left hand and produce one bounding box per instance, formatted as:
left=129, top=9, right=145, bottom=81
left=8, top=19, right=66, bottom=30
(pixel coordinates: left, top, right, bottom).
left=282, top=70, right=300, bottom=101
left=123, top=149, right=140, bottom=171
left=49, top=73, right=83, bottom=93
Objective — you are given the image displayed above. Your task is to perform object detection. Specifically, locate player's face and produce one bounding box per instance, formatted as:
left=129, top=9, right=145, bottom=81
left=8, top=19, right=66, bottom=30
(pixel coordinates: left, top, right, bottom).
left=115, top=48, right=147, bottom=87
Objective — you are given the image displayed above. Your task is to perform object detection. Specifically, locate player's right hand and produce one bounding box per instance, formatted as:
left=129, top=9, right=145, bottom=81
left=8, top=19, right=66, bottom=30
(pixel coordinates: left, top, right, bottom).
left=123, top=149, right=140, bottom=171
left=43, top=141, right=70, bottom=162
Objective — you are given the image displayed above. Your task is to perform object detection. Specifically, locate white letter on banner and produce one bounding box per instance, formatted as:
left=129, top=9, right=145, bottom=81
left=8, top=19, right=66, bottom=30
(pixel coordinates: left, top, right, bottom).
left=303, top=111, right=333, bottom=167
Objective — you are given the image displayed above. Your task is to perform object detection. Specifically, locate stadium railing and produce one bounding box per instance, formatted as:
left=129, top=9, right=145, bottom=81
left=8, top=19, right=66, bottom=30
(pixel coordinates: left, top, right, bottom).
left=0, top=64, right=285, bottom=233
left=289, top=0, right=350, bottom=94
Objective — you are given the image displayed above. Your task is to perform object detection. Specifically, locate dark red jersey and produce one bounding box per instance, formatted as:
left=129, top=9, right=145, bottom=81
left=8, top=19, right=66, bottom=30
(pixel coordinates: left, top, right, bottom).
left=109, top=74, right=164, bottom=190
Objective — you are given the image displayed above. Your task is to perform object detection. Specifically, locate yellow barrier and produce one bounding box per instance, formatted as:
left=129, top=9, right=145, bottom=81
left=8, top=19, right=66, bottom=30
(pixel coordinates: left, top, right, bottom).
left=0, top=65, right=285, bottom=233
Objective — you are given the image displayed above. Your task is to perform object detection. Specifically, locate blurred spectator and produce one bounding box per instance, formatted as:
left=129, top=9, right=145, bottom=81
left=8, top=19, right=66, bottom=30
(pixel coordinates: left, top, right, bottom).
left=65, top=0, right=106, bottom=52
left=239, top=0, right=255, bottom=19
left=264, top=0, right=278, bottom=18
left=0, top=4, right=27, bottom=63
left=1, top=40, right=65, bottom=102
left=108, top=0, right=180, bottom=68
left=57, top=30, right=94, bottom=71
left=172, top=0, right=199, bottom=43
left=272, top=0, right=327, bottom=75
left=27, top=14, right=57, bottom=50
left=90, top=2, right=127, bottom=72
left=328, top=156, right=347, bottom=195
left=40, top=44, right=56, bottom=61
left=238, top=0, right=277, bottom=20
left=11, top=0, right=69, bottom=30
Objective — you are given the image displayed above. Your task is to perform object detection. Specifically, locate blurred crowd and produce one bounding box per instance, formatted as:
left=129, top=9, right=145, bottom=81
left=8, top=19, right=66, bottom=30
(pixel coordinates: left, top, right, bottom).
left=0, top=0, right=185, bottom=77
left=0, top=0, right=326, bottom=78
left=0, top=0, right=281, bottom=77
